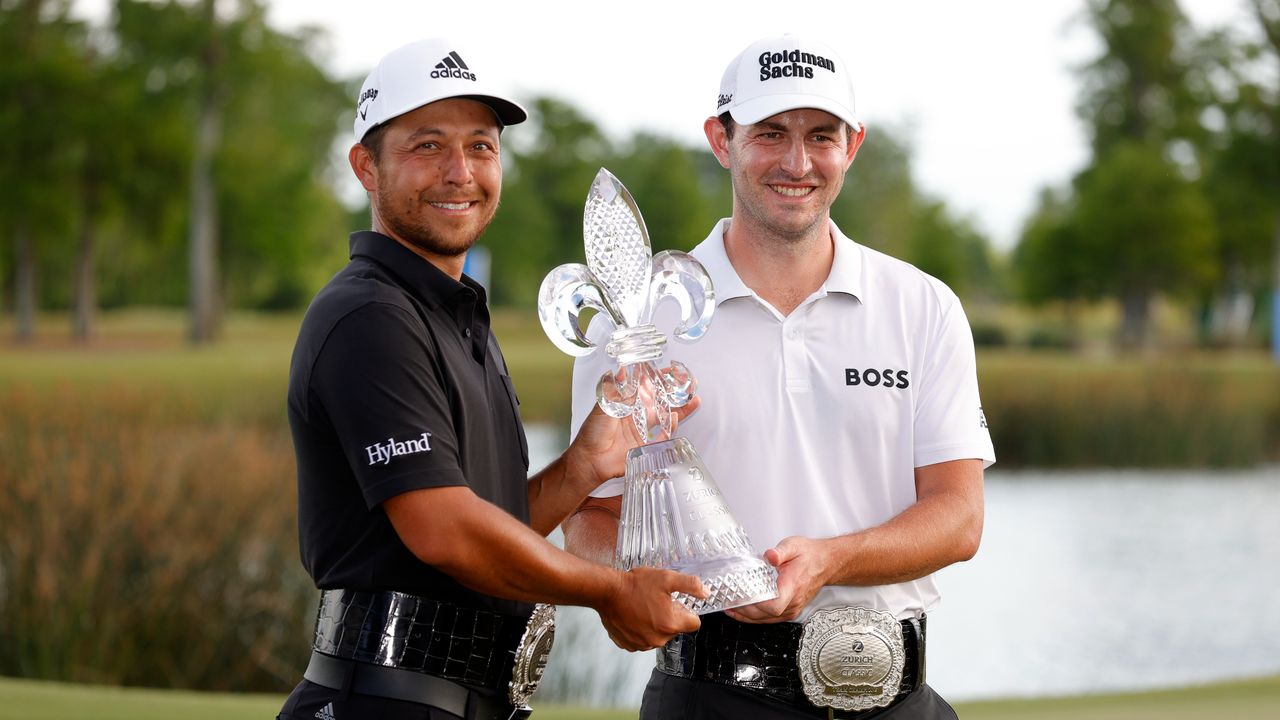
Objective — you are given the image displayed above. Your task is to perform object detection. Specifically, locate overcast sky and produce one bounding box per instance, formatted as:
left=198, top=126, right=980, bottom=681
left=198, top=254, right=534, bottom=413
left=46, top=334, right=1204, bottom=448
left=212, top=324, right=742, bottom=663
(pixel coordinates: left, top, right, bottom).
left=74, top=0, right=1258, bottom=250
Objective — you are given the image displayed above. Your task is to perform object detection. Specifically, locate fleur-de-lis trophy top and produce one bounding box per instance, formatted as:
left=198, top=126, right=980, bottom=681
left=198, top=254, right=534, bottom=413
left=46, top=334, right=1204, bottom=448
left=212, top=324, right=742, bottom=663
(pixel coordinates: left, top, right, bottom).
left=538, top=168, right=714, bottom=440
left=537, top=168, right=779, bottom=615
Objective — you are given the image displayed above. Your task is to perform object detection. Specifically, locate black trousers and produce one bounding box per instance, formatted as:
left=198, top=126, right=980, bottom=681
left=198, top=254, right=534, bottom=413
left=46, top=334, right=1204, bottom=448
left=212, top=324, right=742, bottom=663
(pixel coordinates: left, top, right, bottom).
left=277, top=678, right=518, bottom=720
left=639, top=670, right=959, bottom=720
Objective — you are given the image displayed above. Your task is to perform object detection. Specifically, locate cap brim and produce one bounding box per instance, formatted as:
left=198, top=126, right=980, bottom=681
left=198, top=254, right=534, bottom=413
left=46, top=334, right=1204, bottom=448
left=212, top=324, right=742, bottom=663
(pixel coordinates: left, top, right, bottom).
left=729, top=94, right=860, bottom=131
left=357, top=93, right=528, bottom=142
left=458, top=94, right=528, bottom=126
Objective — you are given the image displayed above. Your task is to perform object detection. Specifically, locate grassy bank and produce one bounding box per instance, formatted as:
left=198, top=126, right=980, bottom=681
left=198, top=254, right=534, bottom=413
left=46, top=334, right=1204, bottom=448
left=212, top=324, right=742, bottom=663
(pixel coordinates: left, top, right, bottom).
left=3, top=308, right=1278, bottom=462
left=1, top=675, right=1277, bottom=720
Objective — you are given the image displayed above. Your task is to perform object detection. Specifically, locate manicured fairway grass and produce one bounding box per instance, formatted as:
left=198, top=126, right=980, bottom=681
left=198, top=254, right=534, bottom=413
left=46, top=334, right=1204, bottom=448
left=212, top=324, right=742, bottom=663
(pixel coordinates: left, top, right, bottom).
left=2, top=675, right=1278, bottom=720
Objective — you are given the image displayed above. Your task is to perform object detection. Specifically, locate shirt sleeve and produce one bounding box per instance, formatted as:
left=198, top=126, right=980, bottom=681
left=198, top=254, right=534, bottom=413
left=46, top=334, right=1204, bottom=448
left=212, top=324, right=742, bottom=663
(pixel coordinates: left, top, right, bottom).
left=912, top=281, right=997, bottom=469
left=310, top=302, right=468, bottom=508
left=570, top=315, right=625, bottom=498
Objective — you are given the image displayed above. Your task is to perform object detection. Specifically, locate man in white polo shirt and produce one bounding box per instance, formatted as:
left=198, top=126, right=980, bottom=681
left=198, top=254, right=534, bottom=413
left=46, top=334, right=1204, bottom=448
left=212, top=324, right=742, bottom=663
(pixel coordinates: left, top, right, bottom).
left=564, top=34, right=994, bottom=719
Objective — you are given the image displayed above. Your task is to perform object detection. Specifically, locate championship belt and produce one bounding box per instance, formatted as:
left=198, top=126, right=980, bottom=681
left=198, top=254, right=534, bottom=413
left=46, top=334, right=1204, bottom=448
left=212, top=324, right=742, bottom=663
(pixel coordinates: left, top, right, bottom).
left=797, top=607, right=906, bottom=713
left=508, top=602, right=556, bottom=707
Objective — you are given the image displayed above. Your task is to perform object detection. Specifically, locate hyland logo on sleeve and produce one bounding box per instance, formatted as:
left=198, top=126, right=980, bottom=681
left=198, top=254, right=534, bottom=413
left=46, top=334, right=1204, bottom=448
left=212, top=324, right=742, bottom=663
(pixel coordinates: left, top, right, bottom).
left=364, top=431, right=433, bottom=466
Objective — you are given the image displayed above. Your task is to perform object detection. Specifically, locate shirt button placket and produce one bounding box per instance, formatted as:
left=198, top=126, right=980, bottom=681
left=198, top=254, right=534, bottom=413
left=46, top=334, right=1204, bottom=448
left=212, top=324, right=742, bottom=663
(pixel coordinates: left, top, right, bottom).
left=783, top=319, right=811, bottom=392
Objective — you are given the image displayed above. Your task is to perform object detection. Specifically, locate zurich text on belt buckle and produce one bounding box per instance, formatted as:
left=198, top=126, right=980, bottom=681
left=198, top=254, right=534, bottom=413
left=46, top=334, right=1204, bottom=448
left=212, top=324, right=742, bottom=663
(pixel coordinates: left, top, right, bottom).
left=508, top=603, right=556, bottom=711
left=797, top=606, right=905, bottom=715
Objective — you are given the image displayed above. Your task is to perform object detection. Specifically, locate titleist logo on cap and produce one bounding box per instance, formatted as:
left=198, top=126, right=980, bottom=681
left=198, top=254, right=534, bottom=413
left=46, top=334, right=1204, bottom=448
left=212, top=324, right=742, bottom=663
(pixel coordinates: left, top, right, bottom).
left=757, top=47, right=836, bottom=81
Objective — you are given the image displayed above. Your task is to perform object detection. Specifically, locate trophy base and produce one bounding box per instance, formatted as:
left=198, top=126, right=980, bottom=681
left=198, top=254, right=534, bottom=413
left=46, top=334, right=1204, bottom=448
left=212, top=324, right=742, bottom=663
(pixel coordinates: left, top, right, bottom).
left=616, top=436, right=779, bottom=615
left=673, top=554, right=779, bottom=615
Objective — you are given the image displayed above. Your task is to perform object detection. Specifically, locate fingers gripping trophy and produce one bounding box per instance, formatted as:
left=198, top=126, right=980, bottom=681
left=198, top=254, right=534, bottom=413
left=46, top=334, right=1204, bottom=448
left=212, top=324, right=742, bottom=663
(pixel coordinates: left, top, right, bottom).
left=538, top=168, right=778, bottom=614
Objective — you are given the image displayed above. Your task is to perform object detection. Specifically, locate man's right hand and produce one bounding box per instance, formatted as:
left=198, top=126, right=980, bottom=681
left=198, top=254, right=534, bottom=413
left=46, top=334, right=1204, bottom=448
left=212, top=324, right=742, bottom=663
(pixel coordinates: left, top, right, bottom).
left=598, top=567, right=705, bottom=651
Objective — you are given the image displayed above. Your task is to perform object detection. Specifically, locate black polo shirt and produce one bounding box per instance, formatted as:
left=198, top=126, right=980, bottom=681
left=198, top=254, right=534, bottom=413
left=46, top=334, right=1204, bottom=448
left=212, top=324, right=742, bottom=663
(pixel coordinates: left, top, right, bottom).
left=287, top=231, right=531, bottom=617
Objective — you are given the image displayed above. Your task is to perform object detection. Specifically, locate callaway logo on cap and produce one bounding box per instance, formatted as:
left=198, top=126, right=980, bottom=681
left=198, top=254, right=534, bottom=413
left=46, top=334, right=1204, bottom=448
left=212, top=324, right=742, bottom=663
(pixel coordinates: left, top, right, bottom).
left=353, top=38, right=527, bottom=142
left=715, top=34, right=860, bottom=131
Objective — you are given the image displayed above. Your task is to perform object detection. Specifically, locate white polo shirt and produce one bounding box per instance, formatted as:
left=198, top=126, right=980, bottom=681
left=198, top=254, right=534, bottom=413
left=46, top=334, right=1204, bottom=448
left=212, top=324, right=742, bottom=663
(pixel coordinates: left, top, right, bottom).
left=570, top=218, right=995, bottom=621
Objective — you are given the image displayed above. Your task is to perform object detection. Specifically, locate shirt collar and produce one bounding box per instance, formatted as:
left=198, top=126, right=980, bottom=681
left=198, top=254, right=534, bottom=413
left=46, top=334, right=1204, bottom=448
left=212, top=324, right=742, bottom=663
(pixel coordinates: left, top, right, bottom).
left=690, top=219, right=753, bottom=301
left=823, top=220, right=865, bottom=301
left=691, top=218, right=865, bottom=304
left=348, top=231, right=483, bottom=310
left=349, top=231, right=490, bottom=361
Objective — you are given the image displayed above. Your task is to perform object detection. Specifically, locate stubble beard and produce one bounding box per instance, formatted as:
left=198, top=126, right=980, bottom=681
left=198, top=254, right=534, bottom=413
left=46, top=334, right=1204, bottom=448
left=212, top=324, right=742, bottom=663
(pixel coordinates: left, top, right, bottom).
left=732, top=170, right=830, bottom=246
left=377, top=185, right=498, bottom=258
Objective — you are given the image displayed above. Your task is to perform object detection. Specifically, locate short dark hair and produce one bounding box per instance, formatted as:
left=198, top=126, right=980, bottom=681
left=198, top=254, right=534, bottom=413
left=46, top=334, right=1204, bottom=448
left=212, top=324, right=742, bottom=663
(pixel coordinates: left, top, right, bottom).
left=718, top=112, right=737, bottom=140
left=360, top=123, right=391, bottom=164
left=359, top=113, right=506, bottom=165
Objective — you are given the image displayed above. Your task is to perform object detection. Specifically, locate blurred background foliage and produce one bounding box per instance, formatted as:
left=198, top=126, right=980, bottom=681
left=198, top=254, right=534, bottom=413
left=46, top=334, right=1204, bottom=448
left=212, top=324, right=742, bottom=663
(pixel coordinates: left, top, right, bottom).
left=2, top=0, right=1275, bottom=351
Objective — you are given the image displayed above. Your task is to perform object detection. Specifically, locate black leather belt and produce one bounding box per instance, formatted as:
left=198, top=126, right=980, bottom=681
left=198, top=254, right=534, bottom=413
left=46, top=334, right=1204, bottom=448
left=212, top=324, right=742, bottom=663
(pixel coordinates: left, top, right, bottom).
left=656, top=611, right=926, bottom=716
left=305, top=589, right=531, bottom=719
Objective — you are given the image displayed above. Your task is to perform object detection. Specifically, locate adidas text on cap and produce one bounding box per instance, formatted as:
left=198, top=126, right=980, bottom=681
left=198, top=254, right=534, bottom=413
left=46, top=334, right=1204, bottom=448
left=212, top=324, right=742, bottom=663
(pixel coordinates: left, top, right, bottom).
left=354, top=38, right=527, bottom=143
left=715, top=34, right=860, bottom=132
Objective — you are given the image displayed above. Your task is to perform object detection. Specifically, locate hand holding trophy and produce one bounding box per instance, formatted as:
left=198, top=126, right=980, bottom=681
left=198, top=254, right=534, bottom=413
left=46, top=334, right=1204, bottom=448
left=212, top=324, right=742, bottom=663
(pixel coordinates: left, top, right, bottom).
left=538, top=168, right=777, bottom=614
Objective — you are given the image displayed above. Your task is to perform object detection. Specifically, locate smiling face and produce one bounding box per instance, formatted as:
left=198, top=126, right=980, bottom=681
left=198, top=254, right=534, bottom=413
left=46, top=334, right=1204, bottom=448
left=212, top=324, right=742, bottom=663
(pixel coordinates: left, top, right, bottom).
left=350, top=98, right=502, bottom=267
left=706, top=108, right=863, bottom=244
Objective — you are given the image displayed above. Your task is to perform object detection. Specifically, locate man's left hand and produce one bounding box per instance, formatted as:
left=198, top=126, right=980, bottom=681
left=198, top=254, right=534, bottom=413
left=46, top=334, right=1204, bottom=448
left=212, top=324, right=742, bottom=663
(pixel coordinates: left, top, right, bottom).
left=724, top=536, right=829, bottom=624
left=565, top=366, right=701, bottom=490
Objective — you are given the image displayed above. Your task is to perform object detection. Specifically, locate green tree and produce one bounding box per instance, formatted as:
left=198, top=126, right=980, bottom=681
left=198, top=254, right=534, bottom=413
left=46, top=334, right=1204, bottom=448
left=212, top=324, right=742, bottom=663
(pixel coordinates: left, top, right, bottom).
left=1079, top=0, right=1202, bottom=153
left=109, top=0, right=349, bottom=320
left=906, top=201, right=997, bottom=299
left=832, top=123, right=996, bottom=298
left=1251, top=0, right=1280, bottom=353
left=0, top=0, right=84, bottom=341
left=608, top=133, right=720, bottom=254
left=214, top=8, right=352, bottom=310
left=831, top=124, right=917, bottom=260
left=1014, top=188, right=1096, bottom=341
left=1191, top=0, right=1280, bottom=345
left=1073, top=142, right=1216, bottom=348
left=185, top=0, right=222, bottom=343
left=1013, top=0, right=1213, bottom=348
left=483, top=96, right=612, bottom=306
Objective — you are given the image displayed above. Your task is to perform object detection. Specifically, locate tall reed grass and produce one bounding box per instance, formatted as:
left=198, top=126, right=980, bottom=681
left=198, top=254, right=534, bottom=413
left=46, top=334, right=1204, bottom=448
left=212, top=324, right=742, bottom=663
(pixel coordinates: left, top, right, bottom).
left=0, top=380, right=314, bottom=692
left=979, top=353, right=1280, bottom=467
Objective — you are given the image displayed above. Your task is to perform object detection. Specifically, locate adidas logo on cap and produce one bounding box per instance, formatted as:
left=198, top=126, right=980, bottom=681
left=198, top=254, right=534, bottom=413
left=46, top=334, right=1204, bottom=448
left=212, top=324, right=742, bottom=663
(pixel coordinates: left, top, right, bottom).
left=431, top=51, right=476, bottom=81
left=353, top=38, right=526, bottom=142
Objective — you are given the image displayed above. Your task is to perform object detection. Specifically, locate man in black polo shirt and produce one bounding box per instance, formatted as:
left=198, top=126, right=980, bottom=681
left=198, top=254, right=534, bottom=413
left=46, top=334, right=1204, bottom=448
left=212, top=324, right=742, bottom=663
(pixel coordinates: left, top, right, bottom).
left=277, top=38, right=704, bottom=720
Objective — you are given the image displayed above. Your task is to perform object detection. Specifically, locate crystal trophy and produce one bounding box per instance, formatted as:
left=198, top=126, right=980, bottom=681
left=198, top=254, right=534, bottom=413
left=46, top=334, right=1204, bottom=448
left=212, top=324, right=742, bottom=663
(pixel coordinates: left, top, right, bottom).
left=538, top=168, right=778, bottom=614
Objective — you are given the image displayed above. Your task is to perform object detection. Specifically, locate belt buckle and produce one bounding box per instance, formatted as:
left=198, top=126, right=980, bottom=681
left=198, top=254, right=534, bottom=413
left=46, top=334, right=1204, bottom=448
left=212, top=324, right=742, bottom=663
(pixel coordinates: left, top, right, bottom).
left=797, top=607, right=905, bottom=713
left=508, top=603, right=555, bottom=707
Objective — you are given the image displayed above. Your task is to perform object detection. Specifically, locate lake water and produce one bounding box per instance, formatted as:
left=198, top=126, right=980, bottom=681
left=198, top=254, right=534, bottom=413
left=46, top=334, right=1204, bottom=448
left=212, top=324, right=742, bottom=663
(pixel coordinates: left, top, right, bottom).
left=523, top=426, right=1280, bottom=706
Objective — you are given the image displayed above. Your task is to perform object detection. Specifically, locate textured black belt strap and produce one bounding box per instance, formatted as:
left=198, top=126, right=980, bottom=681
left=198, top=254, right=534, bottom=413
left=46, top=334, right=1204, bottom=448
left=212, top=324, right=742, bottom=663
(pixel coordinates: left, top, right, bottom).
left=304, top=650, right=469, bottom=718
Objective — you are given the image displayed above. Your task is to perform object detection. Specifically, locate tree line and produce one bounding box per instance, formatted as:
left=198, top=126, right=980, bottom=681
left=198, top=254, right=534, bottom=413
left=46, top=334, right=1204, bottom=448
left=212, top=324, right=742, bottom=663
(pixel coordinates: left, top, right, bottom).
left=1018, top=0, right=1280, bottom=348
left=2, top=0, right=1277, bottom=350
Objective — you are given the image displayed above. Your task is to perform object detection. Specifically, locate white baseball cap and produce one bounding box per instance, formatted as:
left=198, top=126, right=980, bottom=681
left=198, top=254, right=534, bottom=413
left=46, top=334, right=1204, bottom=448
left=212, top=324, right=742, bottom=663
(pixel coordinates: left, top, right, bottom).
left=353, top=38, right=527, bottom=143
left=715, top=34, right=860, bottom=131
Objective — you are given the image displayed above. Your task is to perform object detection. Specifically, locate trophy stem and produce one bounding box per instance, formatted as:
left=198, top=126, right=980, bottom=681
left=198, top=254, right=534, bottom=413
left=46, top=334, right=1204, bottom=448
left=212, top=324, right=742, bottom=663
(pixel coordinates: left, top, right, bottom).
left=615, top=437, right=778, bottom=615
